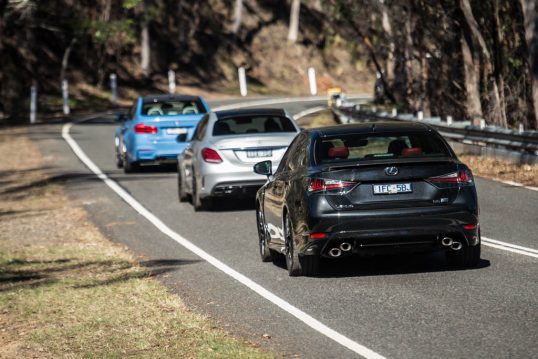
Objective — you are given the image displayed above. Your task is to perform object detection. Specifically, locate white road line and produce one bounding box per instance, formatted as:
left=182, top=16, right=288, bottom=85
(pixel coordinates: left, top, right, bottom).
left=482, top=237, right=538, bottom=258
left=293, top=106, right=327, bottom=120
left=62, top=99, right=385, bottom=359
left=493, top=179, right=538, bottom=193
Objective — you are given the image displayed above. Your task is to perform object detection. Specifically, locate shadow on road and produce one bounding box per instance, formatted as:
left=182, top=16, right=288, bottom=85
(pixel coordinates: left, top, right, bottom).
left=271, top=252, right=491, bottom=278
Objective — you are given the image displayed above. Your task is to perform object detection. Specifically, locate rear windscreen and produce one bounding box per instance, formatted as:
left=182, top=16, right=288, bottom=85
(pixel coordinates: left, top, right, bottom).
left=213, top=115, right=296, bottom=136
left=142, top=99, right=206, bottom=116
left=315, top=132, right=451, bottom=164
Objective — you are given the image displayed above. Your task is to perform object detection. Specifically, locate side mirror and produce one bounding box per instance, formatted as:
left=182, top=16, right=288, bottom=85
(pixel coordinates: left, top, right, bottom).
left=253, top=160, right=272, bottom=177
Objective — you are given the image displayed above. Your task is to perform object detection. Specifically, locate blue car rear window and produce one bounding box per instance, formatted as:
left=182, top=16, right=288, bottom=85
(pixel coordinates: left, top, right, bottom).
left=142, top=99, right=206, bottom=116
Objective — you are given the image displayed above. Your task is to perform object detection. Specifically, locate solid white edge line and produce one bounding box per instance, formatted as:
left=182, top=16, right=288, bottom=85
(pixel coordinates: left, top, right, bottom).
left=62, top=104, right=385, bottom=359
left=493, top=179, right=538, bottom=193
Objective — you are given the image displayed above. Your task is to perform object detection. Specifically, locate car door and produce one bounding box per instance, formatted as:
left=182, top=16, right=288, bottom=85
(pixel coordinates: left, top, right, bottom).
left=183, top=115, right=209, bottom=193
left=264, top=134, right=304, bottom=245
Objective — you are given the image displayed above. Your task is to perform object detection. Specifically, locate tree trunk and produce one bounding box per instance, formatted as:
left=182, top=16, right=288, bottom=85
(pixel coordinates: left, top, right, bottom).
left=460, top=0, right=506, bottom=127
left=60, top=38, right=77, bottom=83
left=461, top=26, right=483, bottom=124
left=380, top=0, right=395, bottom=84
left=288, top=0, right=300, bottom=43
left=520, top=0, right=538, bottom=129
left=232, top=0, right=243, bottom=34
left=141, top=0, right=150, bottom=79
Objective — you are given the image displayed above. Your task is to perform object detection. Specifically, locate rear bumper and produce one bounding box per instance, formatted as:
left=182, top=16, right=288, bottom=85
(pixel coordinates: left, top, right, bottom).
left=298, top=208, right=479, bottom=257
left=198, top=163, right=270, bottom=198
left=128, top=136, right=188, bottom=163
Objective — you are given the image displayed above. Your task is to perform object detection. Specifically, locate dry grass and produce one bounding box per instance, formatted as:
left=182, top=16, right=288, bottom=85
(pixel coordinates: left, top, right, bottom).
left=0, top=128, right=273, bottom=358
left=459, top=155, right=538, bottom=187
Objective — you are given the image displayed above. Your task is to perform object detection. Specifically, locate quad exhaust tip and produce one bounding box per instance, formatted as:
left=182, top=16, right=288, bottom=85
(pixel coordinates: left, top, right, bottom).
left=328, top=248, right=342, bottom=257
left=451, top=241, right=463, bottom=251
left=340, top=242, right=352, bottom=252
left=441, top=237, right=453, bottom=247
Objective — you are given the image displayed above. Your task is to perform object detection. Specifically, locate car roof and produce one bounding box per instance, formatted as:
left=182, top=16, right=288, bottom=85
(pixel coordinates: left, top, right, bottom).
left=311, top=121, right=432, bottom=137
left=215, top=108, right=286, bottom=118
left=141, top=94, right=201, bottom=102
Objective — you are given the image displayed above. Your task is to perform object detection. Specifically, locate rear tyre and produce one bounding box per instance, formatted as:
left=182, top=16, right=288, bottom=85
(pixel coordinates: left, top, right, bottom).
left=256, top=206, right=272, bottom=262
left=284, top=214, right=302, bottom=276
left=115, top=149, right=124, bottom=168
left=446, top=243, right=481, bottom=268
left=123, top=154, right=139, bottom=174
left=192, top=178, right=211, bottom=211
left=177, top=167, right=189, bottom=202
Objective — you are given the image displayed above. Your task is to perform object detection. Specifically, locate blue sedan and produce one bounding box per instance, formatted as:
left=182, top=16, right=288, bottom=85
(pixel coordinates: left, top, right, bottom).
left=115, top=94, right=210, bottom=173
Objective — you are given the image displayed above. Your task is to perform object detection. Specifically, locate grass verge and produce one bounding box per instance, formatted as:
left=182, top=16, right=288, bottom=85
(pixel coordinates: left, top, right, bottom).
left=0, top=128, right=273, bottom=358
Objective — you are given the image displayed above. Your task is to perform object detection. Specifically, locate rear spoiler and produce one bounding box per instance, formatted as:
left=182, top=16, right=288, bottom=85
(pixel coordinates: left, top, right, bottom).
left=322, top=157, right=457, bottom=171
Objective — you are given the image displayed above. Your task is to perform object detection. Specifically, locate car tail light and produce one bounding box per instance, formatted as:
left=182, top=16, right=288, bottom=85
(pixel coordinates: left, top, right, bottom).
left=134, top=123, right=158, bottom=134
left=463, top=224, right=477, bottom=230
left=427, top=170, right=473, bottom=185
left=201, top=148, right=223, bottom=163
left=310, top=232, right=327, bottom=239
left=307, top=178, right=357, bottom=193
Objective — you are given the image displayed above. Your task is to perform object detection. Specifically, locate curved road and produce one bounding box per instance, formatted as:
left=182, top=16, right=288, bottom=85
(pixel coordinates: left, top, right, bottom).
left=33, top=97, right=538, bottom=358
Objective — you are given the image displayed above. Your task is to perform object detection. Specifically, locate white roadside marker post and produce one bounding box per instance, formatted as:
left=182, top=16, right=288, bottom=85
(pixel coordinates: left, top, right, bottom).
left=62, top=80, right=70, bottom=115
left=30, top=85, right=37, bottom=124
left=391, top=108, right=397, bottom=117
left=519, top=123, right=524, bottom=133
left=447, top=115, right=453, bottom=126
left=238, top=67, right=247, bottom=97
left=110, top=73, right=117, bottom=106
left=308, top=67, right=317, bottom=96
left=417, top=111, right=424, bottom=120
left=168, top=69, right=176, bottom=94
left=480, top=119, right=486, bottom=129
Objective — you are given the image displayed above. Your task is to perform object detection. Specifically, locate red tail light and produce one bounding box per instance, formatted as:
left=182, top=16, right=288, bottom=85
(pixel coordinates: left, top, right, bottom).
left=134, top=123, right=158, bottom=134
left=201, top=148, right=223, bottom=163
left=307, top=178, right=357, bottom=193
left=463, top=224, right=477, bottom=230
left=310, top=232, right=327, bottom=239
left=428, top=170, right=473, bottom=185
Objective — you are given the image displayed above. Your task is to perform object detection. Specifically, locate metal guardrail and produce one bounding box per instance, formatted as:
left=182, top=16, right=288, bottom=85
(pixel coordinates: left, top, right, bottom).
left=332, top=103, right=538, bottom=156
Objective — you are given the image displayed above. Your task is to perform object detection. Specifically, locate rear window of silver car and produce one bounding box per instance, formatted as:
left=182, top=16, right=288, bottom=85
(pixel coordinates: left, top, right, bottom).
left=142, top=100, right=206, bottom=116
left=315, top=132, right=451, bottom=164
left=213, top=116, right=296, bottom=136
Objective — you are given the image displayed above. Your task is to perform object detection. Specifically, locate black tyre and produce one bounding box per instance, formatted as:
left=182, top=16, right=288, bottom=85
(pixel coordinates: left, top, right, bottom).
left=123, top=154, right=139, bottom=173
left=284, top=214, right=302, bottom=276
left=256, top=206, right=272, bottom=262
left=177, top=167, right=189, bottom=202
left=192, top=178, right=211, bottom=211
left=446, top=243, right=481, bottom=268
left=115, top=150, right=124, bottom=168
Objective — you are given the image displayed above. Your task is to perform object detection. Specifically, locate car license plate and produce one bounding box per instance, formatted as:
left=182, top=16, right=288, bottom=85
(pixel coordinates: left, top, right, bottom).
left=166, top=128, right=187, bottom=135
left=247, top=150, right=272, bottom=158
left=373, top=183, right=412, bottom=194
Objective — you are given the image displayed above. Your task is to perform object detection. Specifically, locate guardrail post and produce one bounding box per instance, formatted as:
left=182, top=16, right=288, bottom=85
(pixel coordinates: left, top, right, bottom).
left=30, top=85, right=37, bottom=124
left=238, top=67, right=247, bottom=97
left=308, top=67, right=317, bottom=95
left=110, top=73, right=117, bottom=105
left=417, top=111, right=424, bottom=120
left=168, top=69, right=176, bottom=94
left=62, top=80, right=70, bottom=115
left=391, top=108, right=397, bottom=117
left=446, top=115, right=453, bottom=126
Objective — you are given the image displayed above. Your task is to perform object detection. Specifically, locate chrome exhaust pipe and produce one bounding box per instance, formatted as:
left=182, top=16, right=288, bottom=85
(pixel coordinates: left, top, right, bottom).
left=441, top=237, right=453, bottom=247
left=340, top=242, right=352, bottom=252
left=328, top=248, right=342, bottom=257
left=451, top=241, right=463, bottom=251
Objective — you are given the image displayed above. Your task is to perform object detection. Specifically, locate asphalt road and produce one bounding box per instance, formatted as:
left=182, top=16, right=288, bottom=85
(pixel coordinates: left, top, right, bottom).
left=31, top=97, right=538, bottom=358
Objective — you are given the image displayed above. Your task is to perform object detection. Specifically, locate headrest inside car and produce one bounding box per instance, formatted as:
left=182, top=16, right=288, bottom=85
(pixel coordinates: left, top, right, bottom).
left=328, top=146, right=350, bottom=159
left=401, top=147, right=423, bottom=156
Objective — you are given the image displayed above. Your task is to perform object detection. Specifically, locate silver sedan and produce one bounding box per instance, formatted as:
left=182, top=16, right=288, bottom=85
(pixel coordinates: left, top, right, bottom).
left=177, top=108, right=300, bottom=210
